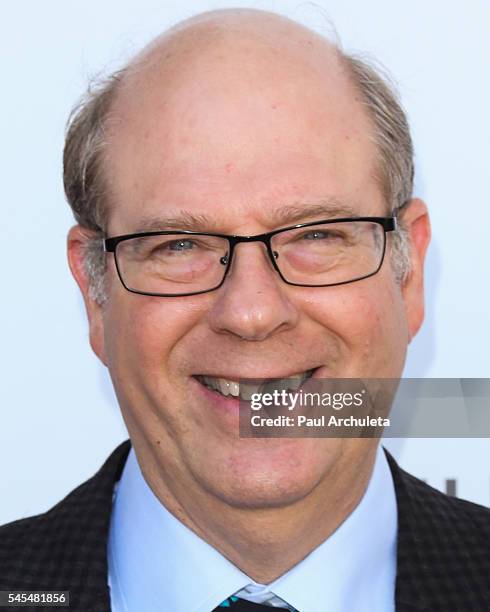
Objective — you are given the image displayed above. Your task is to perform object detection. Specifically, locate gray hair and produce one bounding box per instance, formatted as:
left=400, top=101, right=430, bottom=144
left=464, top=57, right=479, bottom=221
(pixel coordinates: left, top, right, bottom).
left=340, top=53, right=413, bottom=285
left=63, top=49, right=413, bottom=305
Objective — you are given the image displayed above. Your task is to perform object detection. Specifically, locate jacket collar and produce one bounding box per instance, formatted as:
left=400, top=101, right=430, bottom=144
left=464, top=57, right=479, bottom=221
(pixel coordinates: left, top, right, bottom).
left=385, top=448, right=490, bottom=612
left=62, top=440, right=131, bottom=611
left=385, top=450, right=428, bottom=612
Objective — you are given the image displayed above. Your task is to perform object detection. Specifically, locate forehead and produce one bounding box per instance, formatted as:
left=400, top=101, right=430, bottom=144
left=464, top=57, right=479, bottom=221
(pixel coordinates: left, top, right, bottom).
left=104, top=18, right=383, bottom=233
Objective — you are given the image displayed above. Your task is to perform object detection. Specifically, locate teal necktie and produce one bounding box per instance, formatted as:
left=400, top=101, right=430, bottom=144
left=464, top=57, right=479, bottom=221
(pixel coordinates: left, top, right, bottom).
left=215, top=596, right=297, bottom=610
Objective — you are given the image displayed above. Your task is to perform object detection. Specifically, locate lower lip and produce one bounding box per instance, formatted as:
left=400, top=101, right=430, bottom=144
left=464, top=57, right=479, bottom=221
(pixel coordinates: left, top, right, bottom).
left=191, top=376, right=242, bottom=415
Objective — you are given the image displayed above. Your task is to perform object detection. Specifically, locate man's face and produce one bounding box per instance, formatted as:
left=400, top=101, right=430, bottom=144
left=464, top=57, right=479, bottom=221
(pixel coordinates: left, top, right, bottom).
left=72, top=24, right=428, bottom=509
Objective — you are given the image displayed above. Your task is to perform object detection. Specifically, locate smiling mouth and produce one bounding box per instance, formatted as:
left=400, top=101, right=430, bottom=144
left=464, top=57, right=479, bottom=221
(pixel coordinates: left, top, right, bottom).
left=194, top=369, right=316, bottom=401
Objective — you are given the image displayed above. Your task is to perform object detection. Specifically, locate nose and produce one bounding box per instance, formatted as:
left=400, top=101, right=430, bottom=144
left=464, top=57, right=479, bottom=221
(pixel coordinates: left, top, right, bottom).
left=207, top=242, right=299, bottom=341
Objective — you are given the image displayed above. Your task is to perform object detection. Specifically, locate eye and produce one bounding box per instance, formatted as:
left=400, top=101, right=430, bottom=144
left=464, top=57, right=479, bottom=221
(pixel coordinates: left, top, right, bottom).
left=165, top=239, right=196, bottom=251
left=300, top=230, right=342, bottom=240
left=145, top=238, right=200, bottom=259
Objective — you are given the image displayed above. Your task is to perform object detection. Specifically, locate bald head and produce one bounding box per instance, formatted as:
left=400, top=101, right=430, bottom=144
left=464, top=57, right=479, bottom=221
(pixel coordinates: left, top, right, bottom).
left=106, top=10, right=377, bottom=222
left=64, top=8, right=414, bottom=301
left=128, top=9, right=340, bottom=80
left=112, top=8, right=358, bottom=150
left=115, top=9, right=352, bottom=121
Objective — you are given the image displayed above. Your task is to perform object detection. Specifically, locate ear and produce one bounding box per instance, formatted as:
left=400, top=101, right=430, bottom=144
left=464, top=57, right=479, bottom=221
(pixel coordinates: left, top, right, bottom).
left=399, top=199, right=431, bottom=342
left=67, top=225, right=108, bottom=365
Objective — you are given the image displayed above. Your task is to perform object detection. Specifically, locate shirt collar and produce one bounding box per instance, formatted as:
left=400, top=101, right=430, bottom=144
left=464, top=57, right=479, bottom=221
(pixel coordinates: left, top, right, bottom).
left=108, top=445, right=397, bottom=612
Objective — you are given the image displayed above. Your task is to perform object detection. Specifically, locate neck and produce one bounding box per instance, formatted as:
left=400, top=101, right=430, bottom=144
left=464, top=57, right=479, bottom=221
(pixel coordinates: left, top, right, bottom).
left=137, top=440, right=378, bottom=583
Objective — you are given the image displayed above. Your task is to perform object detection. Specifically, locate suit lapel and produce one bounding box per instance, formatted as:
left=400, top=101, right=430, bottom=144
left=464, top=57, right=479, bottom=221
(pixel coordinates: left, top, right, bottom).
left=58, top=440, right=131, bottom=611
left=386, top=448, right=490, bottom=612
left=386, top=450, right=429, bottom=611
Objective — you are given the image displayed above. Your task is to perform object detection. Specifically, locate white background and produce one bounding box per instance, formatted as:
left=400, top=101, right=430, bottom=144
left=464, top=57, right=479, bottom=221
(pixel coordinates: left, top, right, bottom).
left=1, top=0, right=489, bottom=525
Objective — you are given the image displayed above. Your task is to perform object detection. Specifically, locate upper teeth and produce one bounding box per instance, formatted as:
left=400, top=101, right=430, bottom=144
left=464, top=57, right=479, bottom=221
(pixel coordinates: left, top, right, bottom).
left=197, top=370, right=313, bottom=400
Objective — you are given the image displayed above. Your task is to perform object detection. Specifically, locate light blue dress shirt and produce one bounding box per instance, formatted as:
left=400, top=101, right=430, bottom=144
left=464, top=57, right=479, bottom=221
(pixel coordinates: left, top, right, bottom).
left=108, top=445, right=397, bottom=612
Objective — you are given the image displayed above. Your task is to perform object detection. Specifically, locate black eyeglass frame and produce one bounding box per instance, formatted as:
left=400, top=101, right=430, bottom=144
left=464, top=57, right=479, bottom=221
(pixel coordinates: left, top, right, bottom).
left=103, top=216, right=398, bottom=297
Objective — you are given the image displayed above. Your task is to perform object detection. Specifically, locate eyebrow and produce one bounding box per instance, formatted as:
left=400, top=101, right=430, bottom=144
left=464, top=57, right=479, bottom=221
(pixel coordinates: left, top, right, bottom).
left=132, top=199, right=359, bottom=234
left=265, top=200, right=358, bottom=227
left=133, top=211, right=220, bottom=233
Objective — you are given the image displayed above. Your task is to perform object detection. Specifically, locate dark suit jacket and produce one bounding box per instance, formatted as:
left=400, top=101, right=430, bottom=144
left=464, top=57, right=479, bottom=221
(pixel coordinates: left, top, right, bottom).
left=0, top=440, right=489, bottom=611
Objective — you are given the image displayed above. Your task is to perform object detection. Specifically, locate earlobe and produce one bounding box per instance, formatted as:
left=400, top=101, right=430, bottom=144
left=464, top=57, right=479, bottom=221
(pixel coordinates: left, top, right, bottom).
left=400, top=199, right=431, bottom=341
left=67, top=225, right=108, bottom=365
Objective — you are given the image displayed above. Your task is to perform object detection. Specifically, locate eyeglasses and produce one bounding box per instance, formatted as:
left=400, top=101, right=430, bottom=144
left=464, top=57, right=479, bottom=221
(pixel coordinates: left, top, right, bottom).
left=103, top=216, right=397, bottom=297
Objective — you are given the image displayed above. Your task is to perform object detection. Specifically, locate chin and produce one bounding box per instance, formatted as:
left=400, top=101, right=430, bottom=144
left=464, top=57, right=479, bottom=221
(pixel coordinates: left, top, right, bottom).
left=208, top=476, right=322, bottom=510
left=195, top=438, right=342, bottom=510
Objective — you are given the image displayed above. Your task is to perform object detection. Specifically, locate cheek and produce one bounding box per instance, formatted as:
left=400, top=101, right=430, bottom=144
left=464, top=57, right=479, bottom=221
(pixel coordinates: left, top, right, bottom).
left=100, top=294, right=211, bottom=443
left=355, top=296, right=400, bottom=367
left=102, top=293, right=207, bottom=379
left=302, top=280, right=408, bottom=374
